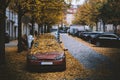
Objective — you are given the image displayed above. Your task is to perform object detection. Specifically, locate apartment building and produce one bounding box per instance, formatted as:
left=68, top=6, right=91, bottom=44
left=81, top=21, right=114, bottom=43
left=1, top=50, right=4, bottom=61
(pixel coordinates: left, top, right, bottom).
left=5, top=8, right=35, bottom=40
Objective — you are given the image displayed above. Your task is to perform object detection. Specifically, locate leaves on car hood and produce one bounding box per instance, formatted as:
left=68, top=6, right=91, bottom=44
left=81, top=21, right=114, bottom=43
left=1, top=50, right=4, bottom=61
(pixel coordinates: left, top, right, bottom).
left=30, top=34, right=63, bottom=54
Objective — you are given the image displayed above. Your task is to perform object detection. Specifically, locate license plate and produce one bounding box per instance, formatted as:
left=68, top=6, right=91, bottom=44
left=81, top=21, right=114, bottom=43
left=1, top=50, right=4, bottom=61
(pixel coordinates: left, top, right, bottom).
left=41, top=62, right=53, bottom=65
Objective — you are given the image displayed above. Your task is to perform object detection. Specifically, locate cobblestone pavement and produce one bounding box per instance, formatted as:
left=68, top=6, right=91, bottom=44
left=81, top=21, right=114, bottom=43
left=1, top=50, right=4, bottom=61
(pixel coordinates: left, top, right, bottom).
left=61, top=33, right=116, bottom=80
left=61, top=34, right=113, bottom=70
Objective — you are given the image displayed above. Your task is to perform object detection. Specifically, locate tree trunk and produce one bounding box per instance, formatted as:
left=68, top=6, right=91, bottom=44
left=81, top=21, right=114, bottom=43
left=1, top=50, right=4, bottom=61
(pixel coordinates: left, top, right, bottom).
left=103, top=21, right=106, bottom=32
left=31, top=16, right=34, bottom=35
left=96, top=22, right=98, bottom=31
left=38, top=24, right=42, bottom=34
left=0, top=0, right=6, bottom=64
left=41, top=24, right=44, bottom=34
left=17, top=9, right=23, bottom=53
left=114, top=24, right=117, bottom=33
left=38, top=26, right=40, bottom=34
left=47, top=25, right=51, bottom=33
left=44, top=24, right=47, bottom=33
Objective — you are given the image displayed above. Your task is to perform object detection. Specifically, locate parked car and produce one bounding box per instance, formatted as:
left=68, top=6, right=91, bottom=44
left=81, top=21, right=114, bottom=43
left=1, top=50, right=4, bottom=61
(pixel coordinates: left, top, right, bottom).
left=75, top=31, right=85, bottom=37
left=5, top=32, right=10, bottom=43
left=79, top=32, right=91, bottom=40
left=69, top=28, right=78, bottom=36
left=91, top=33, right=120, bottom=47
left=27, top=34, right=66, bottom=71
left=67, top=29, right=70, bottom=34
left=59, top=30, right=67, bottom=33
left=86, top=32, right=103, bottom=43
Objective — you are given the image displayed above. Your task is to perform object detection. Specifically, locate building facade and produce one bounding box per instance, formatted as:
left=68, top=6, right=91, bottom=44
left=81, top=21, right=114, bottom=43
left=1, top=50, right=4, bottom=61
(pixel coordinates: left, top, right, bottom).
left=6, top=8, right=18, bottom=40
left=97, top=19, right=120, bottom=34
left=65, top=5, right=78, bottom=26
left=5, top=8, right=37, bottom=40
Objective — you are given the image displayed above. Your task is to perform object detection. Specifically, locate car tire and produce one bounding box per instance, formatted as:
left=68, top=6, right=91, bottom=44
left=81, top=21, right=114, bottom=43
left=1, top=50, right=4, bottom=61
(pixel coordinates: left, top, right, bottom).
left=61, top=62, right=66, bottom=71
left=88, top=39, right=92, bottom=43
left=96, top=41, right=101, bottom=47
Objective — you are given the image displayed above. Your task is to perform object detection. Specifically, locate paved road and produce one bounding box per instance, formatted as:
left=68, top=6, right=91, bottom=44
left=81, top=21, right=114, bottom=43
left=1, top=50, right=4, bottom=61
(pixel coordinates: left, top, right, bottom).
left=61, top=33, right=116, bottom=80
left=61, top=34, right=113, bottom=70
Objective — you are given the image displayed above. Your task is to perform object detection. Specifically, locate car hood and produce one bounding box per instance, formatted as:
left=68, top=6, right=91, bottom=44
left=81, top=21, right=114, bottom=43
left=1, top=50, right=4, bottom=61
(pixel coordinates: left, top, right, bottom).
left=33, top=51, right=64, bottom=60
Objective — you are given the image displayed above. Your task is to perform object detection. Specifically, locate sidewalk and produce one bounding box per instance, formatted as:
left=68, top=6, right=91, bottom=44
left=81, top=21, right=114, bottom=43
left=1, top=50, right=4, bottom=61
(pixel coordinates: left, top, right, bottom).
left=0, top=40, right=18, bottom=80
left=5, top=40, right=18, bottom=47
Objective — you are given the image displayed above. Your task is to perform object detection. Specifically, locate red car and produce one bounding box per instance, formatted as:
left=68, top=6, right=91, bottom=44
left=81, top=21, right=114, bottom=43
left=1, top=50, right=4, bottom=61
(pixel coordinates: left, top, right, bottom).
left=26, top=36, right=66, bottom=71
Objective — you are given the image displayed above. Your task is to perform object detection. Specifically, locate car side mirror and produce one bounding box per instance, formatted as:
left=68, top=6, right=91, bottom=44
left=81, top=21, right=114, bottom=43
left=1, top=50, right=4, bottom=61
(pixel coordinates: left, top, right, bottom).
left=59, top=41, right=62, bottom=43
left=64, top=48, right=68, bottom=51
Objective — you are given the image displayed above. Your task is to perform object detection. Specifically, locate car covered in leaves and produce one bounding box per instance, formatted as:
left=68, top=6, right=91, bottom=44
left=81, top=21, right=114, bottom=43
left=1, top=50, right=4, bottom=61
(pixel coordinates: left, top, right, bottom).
left=26, top=34, right=66, bottom=71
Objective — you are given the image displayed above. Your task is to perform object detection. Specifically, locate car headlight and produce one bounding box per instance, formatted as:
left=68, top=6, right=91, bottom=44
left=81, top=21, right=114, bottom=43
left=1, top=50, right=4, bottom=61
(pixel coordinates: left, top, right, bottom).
left=27, top=55, right=38, bottom=60
left=55, top=55, right=65, bottom=60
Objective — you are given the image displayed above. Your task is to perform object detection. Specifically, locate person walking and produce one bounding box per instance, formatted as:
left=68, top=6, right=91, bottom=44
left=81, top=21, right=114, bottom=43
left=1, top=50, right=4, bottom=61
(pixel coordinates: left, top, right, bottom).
left=28, top=32, right=34, bottom=49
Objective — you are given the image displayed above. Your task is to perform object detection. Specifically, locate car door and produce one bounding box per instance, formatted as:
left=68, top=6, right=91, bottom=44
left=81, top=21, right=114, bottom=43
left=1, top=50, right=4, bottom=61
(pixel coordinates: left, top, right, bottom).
left=97, top=35, right=109, bottom=45
left=106, top=35, right=118, bottom=46
left=99, top=34, right=118, bottom=46
left=109, top=34, right=120, bottom=46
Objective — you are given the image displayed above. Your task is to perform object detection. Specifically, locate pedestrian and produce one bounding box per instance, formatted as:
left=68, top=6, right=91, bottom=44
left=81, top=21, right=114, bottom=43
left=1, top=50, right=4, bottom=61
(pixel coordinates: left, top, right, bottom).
left=28, top=32, right=34, bottom=49
left=21, top=34, right=28, bottom=51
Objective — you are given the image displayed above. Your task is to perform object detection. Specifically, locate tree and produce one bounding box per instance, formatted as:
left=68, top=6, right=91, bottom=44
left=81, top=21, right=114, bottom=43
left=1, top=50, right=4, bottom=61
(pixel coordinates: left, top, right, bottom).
left=0, top=0, right=11, bottom=64
left=100, top=0, right=120, bottom=32
left=73, top=2, right=94, bottom=26
left=88, top=0, right=105, bottom=30
left=28, top=0, right=41, bottom=35
left=34, top=0, right=67, bottom=33
left=73, top=0, right=105, bottom=30
left=9, top=0, right=33, bottom=52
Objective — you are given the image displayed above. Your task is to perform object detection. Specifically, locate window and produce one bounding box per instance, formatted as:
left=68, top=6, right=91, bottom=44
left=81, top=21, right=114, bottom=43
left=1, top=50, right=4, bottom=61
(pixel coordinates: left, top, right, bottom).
left=100, top=34, right=117, bottom=39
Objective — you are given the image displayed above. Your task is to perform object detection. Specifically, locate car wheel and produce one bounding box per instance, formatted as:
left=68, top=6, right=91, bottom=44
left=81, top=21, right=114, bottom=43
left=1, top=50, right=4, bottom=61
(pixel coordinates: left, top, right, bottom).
left=96, top=41, right=101, bottom=47
left=88, top=39, right=92, bottom=43
left=61, top=62, right=66, bottom=71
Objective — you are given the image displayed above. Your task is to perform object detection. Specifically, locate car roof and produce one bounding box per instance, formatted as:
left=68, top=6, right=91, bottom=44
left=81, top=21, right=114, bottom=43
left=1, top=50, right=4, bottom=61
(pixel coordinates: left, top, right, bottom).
left=100, top=33, right=120, bottom=37
left=82, top=31, right=103, bottom=34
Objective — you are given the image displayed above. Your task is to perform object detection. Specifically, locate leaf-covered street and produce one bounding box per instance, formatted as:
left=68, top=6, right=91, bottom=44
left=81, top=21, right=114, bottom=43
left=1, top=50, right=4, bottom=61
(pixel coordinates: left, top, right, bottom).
left=0, top=34, right=120, bottom=80
left=1, top=40, right=90, bottom=80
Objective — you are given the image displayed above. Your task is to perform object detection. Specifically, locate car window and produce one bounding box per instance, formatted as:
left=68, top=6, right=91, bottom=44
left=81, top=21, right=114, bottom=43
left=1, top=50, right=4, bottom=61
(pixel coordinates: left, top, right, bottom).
left=107, top=35, right=116, bottom=38
left=100, top=34, right=117, bottom=38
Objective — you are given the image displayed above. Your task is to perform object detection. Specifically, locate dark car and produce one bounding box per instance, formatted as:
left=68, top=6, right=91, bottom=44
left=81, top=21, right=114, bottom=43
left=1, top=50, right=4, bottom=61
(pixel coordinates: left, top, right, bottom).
left=5, top=32, right=10, bottom=43
left=91, top=33, right=120, bottom=47
left=79, top=32, right=91, bottom=40
left=59, top=30, right=67, bottom=33
left=27, top=34, right=66, bottom=71
left=86, top=32, right=103, bottom=43
left=76, top=31, right=85, bottom=37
